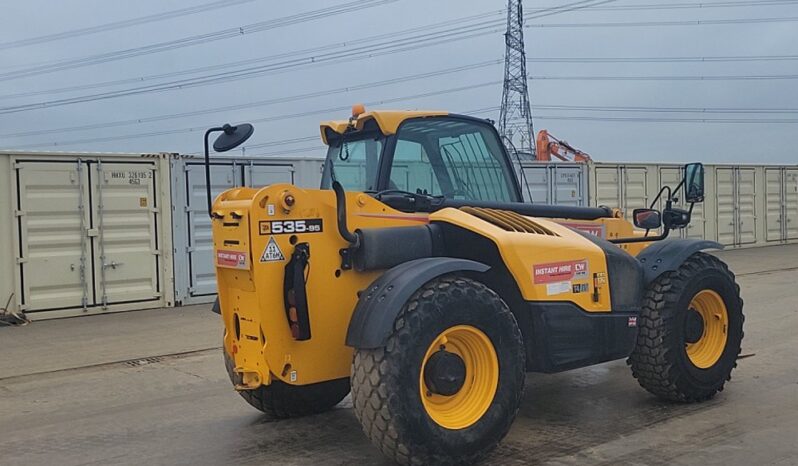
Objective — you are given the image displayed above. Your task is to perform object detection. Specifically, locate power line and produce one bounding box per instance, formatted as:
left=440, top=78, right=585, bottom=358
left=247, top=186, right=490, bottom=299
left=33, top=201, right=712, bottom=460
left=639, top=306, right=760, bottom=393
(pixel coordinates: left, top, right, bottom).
left=0, top=0, right=257, bottom=50
left=535, top=115, right=798, bottom=123
left=0, top=60, right=503, bottom=138
left=527, top=16, right=798, bottom=28
left=0, top=0, right=596, bottom=98
left=555, top=0, right=798, bottom=11
left=535, top=104, right=798, bottom=113
left=526, top=54, right=798, bottom=63
left=6, top=9, right=797, bottom=115
left=529, top=74, right=798, bottom=80
left=0, top=9, right=508, bottom=102
left=0, top=0, right=397, bottom=82
left=7, top=81, right=503, bottom=149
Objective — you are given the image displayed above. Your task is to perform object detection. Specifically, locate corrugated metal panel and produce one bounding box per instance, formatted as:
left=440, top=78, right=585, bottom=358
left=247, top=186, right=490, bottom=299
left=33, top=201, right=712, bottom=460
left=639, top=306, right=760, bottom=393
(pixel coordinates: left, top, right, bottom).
left=93, top=161, right=161, bottom=305
left=519, top=165, right=549, bottom=203
left=16, top=161, right=87, bottom=310
left=787, top=169, right=798, bottom=239
left=551, top=165, right=585, bottom=206
left=594, top=166, right=621, bottom=209
left=738, top=168, right=757, bottom=244
left=5, top=151, right=172, bottom=320
left=766, top=168, right=783, bottom=242
left=622, top=167, right=648, bottom=222
left=715, top=168, right=736, bottom=246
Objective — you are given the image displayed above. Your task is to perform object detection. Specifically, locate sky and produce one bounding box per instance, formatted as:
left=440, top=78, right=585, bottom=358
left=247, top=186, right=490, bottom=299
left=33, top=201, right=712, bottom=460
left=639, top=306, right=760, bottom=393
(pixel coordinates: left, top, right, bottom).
left=1, top=0, right=797, bottom=163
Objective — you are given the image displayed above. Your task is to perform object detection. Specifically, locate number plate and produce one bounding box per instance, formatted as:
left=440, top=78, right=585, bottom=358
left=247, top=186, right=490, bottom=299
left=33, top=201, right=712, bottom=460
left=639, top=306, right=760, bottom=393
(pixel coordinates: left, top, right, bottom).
left=259, top=219, right=323, bottom=235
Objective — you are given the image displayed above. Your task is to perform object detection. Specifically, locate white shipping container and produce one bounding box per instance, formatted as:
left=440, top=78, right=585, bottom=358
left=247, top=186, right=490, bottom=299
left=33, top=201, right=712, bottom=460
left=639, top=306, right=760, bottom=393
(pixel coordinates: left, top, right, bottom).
left=0, top=151, right=174, bottom=320
left=518, top=163, right=587, bottom=206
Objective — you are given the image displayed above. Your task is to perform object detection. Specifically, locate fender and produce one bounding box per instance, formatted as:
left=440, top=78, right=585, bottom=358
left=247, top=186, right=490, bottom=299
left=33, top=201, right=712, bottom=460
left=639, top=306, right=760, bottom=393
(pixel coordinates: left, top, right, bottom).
left=345, top=257, right=490, bottom=349
left=637, top=239, right=724, bottom=283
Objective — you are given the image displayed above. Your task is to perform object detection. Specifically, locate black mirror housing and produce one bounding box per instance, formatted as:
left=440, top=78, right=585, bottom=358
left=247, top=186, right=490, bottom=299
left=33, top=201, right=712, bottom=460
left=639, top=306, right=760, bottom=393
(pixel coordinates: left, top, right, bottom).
left=633, top=208, right=662, bottom=230
left=684, top=162, right=705, bottom=203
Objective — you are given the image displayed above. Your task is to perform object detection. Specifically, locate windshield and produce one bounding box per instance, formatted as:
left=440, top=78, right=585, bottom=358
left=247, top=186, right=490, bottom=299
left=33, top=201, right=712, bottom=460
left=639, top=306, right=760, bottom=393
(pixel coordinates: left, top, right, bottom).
left=390, top=118, right=517, bottom=202
left=321, top=132, right=384, bottom=191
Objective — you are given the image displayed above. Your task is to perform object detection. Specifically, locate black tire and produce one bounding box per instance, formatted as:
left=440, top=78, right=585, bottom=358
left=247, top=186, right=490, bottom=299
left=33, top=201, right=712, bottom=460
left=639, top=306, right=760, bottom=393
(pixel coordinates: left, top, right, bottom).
left=629, top=252, right=744, bottom=402
left=350, top=275, right=525, bottom=466
left=223, top=348, right=350, bottom=419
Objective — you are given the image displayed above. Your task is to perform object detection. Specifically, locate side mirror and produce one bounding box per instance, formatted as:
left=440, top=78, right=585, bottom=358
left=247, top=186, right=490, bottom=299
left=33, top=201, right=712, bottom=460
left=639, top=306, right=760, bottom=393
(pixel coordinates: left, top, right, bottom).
left=213, top=123, right=254, bottom=152
left=633, top=208, right=662, bottom=230
left=683, top=162, right=705, bottom=203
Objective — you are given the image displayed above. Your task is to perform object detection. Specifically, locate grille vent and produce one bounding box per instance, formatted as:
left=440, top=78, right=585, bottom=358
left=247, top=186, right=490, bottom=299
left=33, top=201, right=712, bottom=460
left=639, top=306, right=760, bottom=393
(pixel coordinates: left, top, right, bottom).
left=460, top=206, right=558, bottom=236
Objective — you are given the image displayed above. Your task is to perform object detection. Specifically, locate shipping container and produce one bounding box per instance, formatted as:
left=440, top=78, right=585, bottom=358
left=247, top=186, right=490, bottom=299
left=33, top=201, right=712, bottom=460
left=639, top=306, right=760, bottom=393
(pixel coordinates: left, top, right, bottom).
left=519, top=163, right=588, bottom=206
left=0, top=151, right=174, bottom=320
left=170, top=155, right=323, bottom=305
left=589, top=163, right=655, bottom=223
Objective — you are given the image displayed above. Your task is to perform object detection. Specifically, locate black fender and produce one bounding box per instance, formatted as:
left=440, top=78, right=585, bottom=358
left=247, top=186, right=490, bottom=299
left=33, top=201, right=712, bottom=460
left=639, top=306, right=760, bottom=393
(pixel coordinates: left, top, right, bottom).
left=345, top=257, right=490, bottom=349
left=637, top=239, right=724, bottom=283
left=211, top=297, right=221, bottom=314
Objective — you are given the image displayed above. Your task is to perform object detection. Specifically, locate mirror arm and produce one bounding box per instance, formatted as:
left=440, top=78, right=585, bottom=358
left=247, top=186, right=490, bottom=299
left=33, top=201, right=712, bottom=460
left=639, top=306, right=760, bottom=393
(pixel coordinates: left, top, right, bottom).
left=204, top=126, right=225, bottom=219
left=649, top=185, right=670, bottom=209
left=609, top=224, right=671, bottom=244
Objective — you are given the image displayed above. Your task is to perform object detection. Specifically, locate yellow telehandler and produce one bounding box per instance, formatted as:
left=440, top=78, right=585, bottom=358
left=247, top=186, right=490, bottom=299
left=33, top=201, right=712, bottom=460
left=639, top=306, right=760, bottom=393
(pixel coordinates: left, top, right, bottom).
left=205, top=107, right=743, bottom=465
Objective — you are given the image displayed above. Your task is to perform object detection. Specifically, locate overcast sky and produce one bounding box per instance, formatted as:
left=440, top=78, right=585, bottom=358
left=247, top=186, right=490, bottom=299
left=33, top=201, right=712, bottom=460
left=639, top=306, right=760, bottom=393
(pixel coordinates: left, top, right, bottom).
left=1, top=0, right=797, bottom=163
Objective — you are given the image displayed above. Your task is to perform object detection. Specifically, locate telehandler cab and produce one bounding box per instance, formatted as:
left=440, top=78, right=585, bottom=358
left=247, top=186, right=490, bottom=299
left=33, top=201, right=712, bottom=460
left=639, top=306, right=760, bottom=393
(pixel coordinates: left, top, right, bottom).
left=206, top=108, right=743, bottom=465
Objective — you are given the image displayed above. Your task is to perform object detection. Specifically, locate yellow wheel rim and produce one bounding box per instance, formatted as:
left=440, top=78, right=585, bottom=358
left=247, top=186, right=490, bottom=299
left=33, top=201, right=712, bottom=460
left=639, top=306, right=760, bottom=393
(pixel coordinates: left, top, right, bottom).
left=685, top=289, right=729, bottom=369
left=419, top=325, right=499, bottom=430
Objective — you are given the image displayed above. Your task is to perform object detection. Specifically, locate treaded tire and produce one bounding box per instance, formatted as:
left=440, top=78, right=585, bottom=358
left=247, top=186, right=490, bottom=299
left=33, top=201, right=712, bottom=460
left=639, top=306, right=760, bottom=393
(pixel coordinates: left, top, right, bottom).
left=223, top=348, right=350, bottom=419
left=350, top=275, right=525, bottom=466
left=629, top=252, right=744, bottom=402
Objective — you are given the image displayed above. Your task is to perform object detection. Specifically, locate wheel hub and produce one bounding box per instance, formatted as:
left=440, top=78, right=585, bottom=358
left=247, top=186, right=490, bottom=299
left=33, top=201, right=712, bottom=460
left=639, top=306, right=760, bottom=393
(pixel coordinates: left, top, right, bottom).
left=423, top=349, right=466, bottom=396
left=684, top=308, right=705, bottom=344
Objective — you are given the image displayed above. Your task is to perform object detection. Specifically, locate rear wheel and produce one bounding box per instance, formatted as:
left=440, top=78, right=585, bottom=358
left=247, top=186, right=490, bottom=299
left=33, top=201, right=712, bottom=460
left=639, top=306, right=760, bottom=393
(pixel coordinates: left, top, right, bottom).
left=629, top=252, right=744, bottom=402
left=350, top=275, right=525, bottom=466
left=223, top=348, right=350, bottom=419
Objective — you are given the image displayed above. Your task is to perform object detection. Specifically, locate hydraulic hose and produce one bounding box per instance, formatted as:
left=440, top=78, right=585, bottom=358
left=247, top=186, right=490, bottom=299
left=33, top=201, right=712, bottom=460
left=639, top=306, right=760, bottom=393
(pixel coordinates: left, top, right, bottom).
left=332, top=181, right=360, bottom=248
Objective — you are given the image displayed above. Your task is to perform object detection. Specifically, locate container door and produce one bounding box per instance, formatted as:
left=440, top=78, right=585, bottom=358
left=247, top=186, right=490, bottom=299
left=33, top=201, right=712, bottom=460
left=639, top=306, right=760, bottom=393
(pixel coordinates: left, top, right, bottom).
left=765, top=168, right=784, bottom=242
left=15, top=161, right=90, bottom=311
left=245, top=163, right=293, bottom=188
left=520, top=165, right=549, bottom=203
left=185, top=163, right=239, bottom=297
left=595, top=166, right=621, bottom=209
left=92, top=162, right=161, bottom=306
left=623, top=167, right=648, bottom=222
left=551, top=166, right=584, bottom=206
left=715, top=168, right=736, bottom=245
left=737, top=168, right=757, bottom=245
left=786, top=169, right=798, bottom=239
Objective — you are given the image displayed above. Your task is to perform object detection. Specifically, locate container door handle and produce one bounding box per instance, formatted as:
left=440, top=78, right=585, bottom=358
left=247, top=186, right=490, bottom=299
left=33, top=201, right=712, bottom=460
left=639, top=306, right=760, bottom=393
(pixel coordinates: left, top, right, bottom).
left=103, top=261, right=123, bottom=269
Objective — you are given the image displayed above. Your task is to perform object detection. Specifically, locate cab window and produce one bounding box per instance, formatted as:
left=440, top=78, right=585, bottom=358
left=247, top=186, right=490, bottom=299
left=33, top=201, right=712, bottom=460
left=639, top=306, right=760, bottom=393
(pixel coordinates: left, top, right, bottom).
left=389, top=118, right=517, bottom=202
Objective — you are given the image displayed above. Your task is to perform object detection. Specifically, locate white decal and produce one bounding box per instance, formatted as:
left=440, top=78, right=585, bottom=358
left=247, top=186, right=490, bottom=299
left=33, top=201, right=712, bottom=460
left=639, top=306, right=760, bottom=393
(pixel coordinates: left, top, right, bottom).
left=267, top=204, right=275, bottom=216
left=546, top=281, right=571, bottom=296
left=260, top=236, right=285, bottom=262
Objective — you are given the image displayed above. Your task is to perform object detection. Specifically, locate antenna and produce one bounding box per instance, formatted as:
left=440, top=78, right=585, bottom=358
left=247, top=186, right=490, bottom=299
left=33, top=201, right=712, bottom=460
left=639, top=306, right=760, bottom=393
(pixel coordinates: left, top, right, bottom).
left=499, top=0, right=535, bottom=160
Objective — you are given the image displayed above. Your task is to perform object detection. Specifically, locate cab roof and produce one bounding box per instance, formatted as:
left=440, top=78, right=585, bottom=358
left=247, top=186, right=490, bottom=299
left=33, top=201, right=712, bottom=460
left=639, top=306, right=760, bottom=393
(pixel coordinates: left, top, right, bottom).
left=319, top=109, right=447, bottom=144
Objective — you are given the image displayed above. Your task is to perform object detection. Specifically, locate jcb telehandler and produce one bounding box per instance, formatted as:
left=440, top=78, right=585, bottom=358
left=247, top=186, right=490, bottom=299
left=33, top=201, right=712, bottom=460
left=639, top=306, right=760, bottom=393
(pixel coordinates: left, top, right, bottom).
left=205, top=108, right=743, bottom=465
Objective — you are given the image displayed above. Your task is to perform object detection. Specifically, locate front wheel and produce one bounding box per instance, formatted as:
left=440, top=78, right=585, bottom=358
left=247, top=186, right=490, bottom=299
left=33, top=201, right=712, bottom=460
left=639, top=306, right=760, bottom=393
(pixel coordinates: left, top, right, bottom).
left=629, top=252, right=744, bottom=402
left=350, top=275, right=525, bottom=466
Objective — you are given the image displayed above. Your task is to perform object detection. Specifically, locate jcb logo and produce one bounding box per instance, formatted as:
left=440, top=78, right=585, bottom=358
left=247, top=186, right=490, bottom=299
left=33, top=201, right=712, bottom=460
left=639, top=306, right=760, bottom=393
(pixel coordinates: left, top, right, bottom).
left=259, top=219, right=323, bottom=235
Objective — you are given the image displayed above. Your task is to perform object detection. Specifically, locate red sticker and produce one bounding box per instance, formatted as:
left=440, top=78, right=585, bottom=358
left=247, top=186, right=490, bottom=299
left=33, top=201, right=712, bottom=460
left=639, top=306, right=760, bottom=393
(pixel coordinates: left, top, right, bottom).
left=534, top=260, right=589, bottom=284
left=558, top=222, right=605, bottom=238
left=216, top=250, right=248, bottom=269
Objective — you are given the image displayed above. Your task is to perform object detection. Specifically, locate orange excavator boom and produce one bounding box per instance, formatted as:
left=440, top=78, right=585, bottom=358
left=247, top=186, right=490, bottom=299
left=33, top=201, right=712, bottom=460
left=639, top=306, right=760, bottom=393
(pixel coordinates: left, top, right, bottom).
left=535, top=129, right=592, bottom=163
